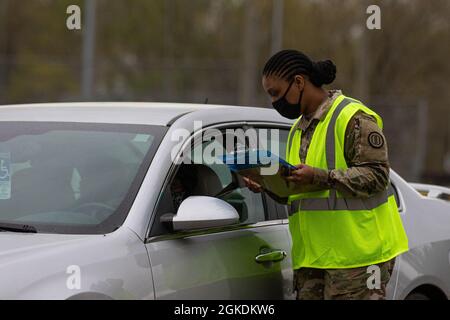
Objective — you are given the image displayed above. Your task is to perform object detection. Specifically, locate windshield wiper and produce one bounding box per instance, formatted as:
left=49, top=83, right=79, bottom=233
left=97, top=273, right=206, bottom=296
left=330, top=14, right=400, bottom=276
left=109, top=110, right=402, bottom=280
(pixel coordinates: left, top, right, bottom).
left=0, top=222, right=37, bottom=233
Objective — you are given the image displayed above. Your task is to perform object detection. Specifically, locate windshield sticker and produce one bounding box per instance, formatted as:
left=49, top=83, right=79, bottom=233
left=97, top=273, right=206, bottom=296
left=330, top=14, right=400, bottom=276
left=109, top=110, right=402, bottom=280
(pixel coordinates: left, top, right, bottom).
left=132, top=134, right=150, bottom=143
left=0, top=153, right=11, bottom=200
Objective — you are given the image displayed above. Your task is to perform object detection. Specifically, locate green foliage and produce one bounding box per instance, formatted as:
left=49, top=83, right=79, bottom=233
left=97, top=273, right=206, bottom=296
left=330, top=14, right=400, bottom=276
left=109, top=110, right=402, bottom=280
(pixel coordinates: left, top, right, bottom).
left=0, top=0, right=448, bottom=181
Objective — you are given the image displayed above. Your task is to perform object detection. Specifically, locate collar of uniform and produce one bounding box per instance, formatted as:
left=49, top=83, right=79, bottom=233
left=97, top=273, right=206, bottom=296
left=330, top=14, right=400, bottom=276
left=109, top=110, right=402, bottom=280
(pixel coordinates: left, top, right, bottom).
left=297, top=90, right=343, bottom=131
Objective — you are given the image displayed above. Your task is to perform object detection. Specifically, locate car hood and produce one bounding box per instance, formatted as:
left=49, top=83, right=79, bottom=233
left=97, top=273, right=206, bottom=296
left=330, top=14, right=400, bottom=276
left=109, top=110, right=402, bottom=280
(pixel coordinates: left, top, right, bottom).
left=0, top=232, right=98, bottom=264
left=0, top=227, right=149, bottom=299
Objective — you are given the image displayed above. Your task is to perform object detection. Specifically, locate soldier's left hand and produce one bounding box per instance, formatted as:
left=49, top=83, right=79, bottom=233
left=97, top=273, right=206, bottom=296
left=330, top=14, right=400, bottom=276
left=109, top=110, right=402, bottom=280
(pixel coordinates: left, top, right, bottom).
left=285, top=164, right=315, bottom=185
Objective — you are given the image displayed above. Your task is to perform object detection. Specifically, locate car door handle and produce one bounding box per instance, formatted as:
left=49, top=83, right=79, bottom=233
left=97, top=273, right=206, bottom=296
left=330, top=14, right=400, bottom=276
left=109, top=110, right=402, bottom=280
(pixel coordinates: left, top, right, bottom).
left=255, top=250, right=287, bottom=263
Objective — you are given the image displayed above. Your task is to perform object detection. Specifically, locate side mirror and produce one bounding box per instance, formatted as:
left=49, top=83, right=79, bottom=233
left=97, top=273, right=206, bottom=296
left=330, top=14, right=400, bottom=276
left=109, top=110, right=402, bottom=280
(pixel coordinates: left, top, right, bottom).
left=160, top=196, right=239, bottom=231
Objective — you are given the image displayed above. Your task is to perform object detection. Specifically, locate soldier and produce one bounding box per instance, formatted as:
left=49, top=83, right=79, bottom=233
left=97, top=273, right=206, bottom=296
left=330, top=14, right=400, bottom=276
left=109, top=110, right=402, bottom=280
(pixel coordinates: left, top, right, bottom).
left=244, top=49, right=409, bottom=300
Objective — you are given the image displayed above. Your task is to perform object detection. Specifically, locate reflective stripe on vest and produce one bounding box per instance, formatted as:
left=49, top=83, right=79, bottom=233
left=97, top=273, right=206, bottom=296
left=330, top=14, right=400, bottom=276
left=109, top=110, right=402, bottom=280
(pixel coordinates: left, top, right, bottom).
left=289, top=185, right=395, bottom=214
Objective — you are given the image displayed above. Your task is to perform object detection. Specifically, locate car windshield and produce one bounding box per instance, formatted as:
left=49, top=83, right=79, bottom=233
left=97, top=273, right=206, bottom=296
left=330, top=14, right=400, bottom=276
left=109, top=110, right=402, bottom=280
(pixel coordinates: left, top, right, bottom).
left=0, top=122, right=166, bottom=234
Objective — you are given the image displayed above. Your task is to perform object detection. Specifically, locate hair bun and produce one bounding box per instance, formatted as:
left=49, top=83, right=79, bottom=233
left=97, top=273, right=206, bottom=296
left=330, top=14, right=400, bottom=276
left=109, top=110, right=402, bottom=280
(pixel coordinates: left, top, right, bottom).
left=311, top=60, right=336, bottom=86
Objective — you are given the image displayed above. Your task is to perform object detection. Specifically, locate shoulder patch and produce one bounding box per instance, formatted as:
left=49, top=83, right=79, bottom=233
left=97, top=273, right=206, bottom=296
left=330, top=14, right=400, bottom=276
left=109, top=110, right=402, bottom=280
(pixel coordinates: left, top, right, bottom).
left=368, top=132, right=384, bottom=148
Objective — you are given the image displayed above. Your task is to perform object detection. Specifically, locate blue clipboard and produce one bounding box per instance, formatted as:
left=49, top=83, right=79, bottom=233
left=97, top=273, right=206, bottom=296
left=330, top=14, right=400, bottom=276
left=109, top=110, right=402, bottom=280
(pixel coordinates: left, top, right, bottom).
left=220, top=149, right=315, bottom=198
left=221, top=149, right=296, bottom=173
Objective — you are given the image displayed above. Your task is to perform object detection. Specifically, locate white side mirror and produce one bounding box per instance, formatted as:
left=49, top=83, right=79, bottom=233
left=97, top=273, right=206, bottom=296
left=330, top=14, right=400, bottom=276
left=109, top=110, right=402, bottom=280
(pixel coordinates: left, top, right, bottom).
left=161, top=196, right=239, bottom=231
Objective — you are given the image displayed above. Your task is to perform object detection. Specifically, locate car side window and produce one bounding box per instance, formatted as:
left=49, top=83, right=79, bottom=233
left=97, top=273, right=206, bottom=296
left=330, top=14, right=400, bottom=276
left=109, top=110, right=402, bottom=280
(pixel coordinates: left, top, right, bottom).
left=150, top=128, right=267, bottom=237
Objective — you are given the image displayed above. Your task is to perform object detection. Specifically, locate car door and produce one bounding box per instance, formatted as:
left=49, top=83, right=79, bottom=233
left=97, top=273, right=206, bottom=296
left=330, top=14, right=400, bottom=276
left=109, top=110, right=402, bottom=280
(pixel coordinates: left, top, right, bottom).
left=145, top=124, right=294, bottom=299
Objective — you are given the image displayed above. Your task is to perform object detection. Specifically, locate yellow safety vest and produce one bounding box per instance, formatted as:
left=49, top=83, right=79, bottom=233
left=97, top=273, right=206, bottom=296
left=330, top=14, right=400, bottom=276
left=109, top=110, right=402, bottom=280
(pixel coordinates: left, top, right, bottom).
left=286, top=94, right=409, bottom=269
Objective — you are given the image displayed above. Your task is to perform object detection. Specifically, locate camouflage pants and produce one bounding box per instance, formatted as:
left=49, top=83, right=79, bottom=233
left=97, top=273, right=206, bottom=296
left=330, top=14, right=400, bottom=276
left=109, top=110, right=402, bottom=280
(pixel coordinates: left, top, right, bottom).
left=293, top=259, right=395, bottom=300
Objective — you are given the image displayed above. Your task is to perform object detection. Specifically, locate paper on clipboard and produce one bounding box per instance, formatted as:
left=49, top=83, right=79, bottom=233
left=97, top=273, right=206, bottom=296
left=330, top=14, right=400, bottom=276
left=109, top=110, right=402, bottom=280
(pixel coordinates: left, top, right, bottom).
left=222, top=149, right=318, bottom=198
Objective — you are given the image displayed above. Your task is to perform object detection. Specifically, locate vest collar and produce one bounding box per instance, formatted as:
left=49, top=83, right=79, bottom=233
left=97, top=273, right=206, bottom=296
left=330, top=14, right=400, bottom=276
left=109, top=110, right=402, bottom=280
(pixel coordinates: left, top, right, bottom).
left=297, top=90, right=343, bottom=131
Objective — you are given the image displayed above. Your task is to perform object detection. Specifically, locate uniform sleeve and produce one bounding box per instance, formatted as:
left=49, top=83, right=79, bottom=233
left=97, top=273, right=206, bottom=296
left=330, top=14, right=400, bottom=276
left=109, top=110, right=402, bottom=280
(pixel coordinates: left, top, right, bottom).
left=323, top=111, right=391, bottom=198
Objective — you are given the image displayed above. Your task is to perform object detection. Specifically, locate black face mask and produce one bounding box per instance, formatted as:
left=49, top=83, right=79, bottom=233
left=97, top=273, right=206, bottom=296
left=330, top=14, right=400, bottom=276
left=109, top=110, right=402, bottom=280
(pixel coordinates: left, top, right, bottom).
left=272, top=79, right=304, bottom=119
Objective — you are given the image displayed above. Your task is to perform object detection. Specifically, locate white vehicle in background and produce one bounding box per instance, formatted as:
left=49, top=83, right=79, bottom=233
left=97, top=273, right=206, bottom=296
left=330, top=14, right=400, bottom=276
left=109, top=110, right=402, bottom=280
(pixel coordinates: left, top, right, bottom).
left=0, top=102, right=449, bottom=300
left=410, top=183, right=450, bottom=202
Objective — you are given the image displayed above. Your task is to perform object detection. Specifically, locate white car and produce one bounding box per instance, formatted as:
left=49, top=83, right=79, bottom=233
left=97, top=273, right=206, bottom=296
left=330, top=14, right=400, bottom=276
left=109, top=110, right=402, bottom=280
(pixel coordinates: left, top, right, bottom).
left=0, top=102, right=449, bottom=300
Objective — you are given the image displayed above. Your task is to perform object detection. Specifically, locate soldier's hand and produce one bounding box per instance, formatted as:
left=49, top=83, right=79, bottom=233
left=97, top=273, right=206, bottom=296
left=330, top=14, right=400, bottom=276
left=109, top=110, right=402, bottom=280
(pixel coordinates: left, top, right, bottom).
left=285, top=164, right=315, bottom=185
left=243, top=177, right=263, bottom=193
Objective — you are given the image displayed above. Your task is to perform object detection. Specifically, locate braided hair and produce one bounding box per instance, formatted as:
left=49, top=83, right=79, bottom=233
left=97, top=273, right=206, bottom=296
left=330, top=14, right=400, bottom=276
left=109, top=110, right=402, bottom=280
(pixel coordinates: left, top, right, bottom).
left=262, top=49, right=336, bottom=87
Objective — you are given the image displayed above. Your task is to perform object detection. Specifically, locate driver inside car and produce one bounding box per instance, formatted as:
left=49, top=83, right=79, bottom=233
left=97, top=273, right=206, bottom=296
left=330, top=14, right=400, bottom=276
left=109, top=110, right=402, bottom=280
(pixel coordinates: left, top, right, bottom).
left=170, top=164, right=198, bottom=212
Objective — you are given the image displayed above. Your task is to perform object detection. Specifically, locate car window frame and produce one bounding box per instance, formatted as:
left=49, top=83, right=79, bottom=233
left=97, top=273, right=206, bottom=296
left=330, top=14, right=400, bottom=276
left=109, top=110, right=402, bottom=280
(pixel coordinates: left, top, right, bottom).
left=391, top=181, right=404, bottom=213
left=145, top=121, right=292, bottom=242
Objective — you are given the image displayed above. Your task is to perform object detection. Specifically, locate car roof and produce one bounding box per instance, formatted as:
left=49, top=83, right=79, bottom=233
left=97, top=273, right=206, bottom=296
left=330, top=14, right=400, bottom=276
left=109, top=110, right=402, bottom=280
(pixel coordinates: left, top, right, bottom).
left=0, top=102, right=291, bottom=127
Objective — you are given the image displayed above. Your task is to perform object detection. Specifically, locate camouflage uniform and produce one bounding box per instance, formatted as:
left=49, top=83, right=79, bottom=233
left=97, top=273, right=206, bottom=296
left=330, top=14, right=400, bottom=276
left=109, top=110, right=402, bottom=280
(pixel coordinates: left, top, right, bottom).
left=293, top=258, right=396, bottom=300
left=273, top=90, right=394, bottom=300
